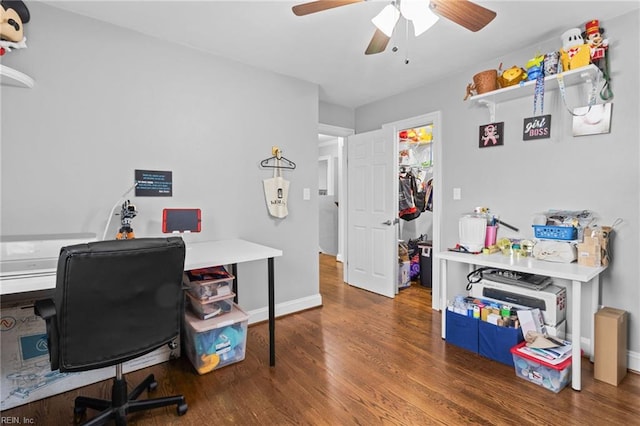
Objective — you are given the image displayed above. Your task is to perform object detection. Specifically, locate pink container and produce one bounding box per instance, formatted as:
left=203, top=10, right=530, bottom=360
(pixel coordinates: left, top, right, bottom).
left=485, top=225, right=498, bottom=248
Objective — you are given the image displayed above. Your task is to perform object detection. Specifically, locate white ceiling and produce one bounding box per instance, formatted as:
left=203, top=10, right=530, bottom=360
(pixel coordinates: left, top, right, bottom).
left=42, top=0, right=640, bottom=109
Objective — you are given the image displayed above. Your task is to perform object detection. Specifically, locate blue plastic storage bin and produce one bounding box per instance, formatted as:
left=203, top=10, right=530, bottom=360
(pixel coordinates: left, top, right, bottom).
left=532, top=225, right=577, bottom=240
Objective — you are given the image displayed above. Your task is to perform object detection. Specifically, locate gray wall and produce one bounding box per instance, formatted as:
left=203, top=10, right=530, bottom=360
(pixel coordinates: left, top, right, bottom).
left=1, top=3, right=321, bottom=315
left=320, top=101, right=355, bottom=130
left=355, top=10, right=640, bottom=357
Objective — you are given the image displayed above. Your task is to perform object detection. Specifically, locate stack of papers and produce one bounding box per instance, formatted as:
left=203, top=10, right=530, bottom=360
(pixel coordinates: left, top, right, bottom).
left=516, top=307, right=573, bottom=365
left=516, top=341, right=572, bottom=365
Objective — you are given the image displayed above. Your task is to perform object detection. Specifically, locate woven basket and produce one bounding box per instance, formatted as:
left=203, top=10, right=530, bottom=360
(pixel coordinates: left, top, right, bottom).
left=473, top=70, right=498, bottom=94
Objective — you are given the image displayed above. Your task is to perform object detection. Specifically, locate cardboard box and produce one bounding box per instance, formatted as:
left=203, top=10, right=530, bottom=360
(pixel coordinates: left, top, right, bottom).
left=584, top=226, right=612, bottom=266
left=594, top=307, right=628, bottom=385
left=577, top=242, right=601, bottom=267
left=1, top=302, right=180, bottom=410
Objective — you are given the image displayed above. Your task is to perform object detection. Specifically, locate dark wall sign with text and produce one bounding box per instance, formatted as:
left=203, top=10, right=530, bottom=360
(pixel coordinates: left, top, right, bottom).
left=135, top=170, right=173, bottom=197
left=523, top=115, right=552, bottom=140
left=478, top=122, right=504, bottom=148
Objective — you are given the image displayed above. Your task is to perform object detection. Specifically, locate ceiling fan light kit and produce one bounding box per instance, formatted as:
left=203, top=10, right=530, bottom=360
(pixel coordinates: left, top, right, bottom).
left=399, top=0, right=439, bottom=36
left=292, top=0, right=496, bottom=55
left=372, top=4, right=400, bottom=37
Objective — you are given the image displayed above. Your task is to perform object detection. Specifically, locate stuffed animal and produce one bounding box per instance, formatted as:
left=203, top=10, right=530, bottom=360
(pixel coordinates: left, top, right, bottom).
left=498, top=65, right=527, bottom=88
left=582, top=19, right=608, bottom=66
left=559, top=28, right=591, bottom=71
left=581, top=19, right=612, bottom=100
left=0, top=0, right=29, bottom=55
left=525, top=54, right=545, bottom=81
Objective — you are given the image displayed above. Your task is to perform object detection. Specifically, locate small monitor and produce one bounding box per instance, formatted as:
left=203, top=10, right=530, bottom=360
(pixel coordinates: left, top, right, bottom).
left=162, top=208, right=201, bottom=233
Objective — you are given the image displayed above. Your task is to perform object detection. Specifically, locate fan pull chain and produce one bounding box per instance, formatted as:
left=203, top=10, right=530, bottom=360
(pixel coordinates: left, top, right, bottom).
left=404, top=17, right=410, bottom=64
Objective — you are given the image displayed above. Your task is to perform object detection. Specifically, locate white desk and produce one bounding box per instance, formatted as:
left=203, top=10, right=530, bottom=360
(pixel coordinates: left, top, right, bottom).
left=1, top=238, right=283, bottom=366
left=436, top=250, right=606, bottom=391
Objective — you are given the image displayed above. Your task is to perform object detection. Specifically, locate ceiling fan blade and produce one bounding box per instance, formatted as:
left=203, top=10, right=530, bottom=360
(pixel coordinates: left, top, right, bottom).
left=430, top=0, right=496, bottom=32
left=292, top=0, right=364, bottom=16
left=365, top=29, right=391, bottom=55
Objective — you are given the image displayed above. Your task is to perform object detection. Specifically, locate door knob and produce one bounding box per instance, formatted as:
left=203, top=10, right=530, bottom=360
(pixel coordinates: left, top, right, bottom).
left=382, top=219, right=399, bottom=226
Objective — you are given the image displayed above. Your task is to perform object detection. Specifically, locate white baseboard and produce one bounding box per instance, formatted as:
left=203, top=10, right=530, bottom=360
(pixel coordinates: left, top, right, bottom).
left=246, top=293, right=323, bottom=325
left=574, top=336, right=640, bottom=374
left=627, top=349, right=640, bottom=373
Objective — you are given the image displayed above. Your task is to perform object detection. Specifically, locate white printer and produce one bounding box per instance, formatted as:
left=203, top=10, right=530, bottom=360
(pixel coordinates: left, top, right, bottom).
left=469, top=278, right=566, bottom=327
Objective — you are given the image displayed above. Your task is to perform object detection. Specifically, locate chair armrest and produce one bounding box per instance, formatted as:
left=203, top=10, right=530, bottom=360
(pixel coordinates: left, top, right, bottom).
left=34, top=299, right=56, bottom=320
left=33, top=299, right=59, bottom=370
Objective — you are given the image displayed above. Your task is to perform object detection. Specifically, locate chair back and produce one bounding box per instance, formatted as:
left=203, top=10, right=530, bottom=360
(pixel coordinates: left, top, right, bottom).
left=52, top=237, right=185, bottom=372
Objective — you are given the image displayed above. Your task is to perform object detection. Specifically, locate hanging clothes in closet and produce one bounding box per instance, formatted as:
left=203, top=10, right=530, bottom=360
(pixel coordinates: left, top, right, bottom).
left=399, top=168, right=431, bottom=221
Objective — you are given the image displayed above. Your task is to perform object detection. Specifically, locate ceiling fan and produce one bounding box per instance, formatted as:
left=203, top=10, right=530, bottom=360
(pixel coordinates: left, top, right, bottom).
left=292, top=0, right=497, bottom=55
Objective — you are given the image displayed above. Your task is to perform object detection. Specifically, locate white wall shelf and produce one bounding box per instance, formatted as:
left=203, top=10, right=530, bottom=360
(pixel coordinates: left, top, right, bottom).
left=0, top=64, right=35, bottom=88
left=469, top=64, right=600, bottom=105
left=469, top=64, right=600, bottom=122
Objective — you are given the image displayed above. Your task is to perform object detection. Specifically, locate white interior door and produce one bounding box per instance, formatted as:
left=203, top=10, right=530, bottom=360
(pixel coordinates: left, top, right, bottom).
left=346, top=127, right=397, bottom=298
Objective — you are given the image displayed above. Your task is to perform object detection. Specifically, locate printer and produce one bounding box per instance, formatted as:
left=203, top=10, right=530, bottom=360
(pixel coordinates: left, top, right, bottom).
left=469, top=278, right=566, bottom=327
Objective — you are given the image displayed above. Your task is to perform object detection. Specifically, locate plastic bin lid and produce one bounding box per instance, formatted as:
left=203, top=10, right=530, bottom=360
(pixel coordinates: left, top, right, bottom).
left=185, top=303, right=249, bottom=332
left=510, top=341, right=573, bottom=370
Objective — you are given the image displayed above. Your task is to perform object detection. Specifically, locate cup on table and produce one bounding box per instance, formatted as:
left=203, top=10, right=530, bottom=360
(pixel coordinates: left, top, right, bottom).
left=485, top=225, right=498, bottom=248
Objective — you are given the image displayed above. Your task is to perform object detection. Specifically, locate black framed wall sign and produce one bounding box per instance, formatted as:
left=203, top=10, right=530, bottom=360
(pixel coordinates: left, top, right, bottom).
left=479, top=122, right=504, bottom=148
left=135, top=170, right=172, bottom=197
left=523, top=115, right=552, bottom=140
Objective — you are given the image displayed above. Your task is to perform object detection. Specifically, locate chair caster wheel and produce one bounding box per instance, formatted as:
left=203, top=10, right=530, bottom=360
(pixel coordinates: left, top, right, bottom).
left=177, top=403, right=188, bottom=416
left=73, top=406, right=86, bottom=424
left=148, top=381, right=158, bottom=392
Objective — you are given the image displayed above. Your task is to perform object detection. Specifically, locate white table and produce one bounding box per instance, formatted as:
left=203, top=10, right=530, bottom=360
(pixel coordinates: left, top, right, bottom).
left=1, top=238, right=283, bottom=366
left=436, top=250, right=606, bottom=391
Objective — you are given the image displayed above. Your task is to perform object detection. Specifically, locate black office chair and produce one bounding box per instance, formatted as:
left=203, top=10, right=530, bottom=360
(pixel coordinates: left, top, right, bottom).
left=34, top=237, right=188, bottom=426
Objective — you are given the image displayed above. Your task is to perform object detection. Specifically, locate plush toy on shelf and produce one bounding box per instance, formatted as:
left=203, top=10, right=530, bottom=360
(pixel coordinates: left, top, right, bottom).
left=525, top=54, right=545, bottom=81
left=0, top=0, right=30, bottom=56
left=559, top=27, right=591, bottom=71
left=583, top=20, right=608, bottom=68
left=498, top=64, right=527, bottom=88
left=582, top=19, right=612, bottom=100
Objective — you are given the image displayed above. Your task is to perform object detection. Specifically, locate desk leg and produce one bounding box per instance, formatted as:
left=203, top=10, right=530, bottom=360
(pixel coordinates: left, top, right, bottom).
left=268, top=257, right=275, bottom=367
left=440, top=259, right=447, bottom=340
left=572, top=279, right=582, bottom=391
left=231, top=263, right=239, bottom=304
left=590, top=275, right=600, bottom=362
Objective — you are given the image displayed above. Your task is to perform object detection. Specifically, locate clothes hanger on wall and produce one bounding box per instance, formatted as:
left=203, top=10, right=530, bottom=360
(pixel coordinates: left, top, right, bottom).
left=261, top=146, right=296, bottom=170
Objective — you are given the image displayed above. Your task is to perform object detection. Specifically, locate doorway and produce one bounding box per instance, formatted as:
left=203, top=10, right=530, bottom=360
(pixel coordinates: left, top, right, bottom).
left=318, top=124, right=354, bottom=263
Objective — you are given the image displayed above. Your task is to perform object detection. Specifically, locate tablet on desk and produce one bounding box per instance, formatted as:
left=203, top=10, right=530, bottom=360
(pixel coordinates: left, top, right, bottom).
left=162, top=208, right=201, bottom=233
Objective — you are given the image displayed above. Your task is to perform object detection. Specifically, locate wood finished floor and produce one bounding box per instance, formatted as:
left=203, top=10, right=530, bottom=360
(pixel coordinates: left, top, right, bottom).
left=2, top=253, right=639, bottom=425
